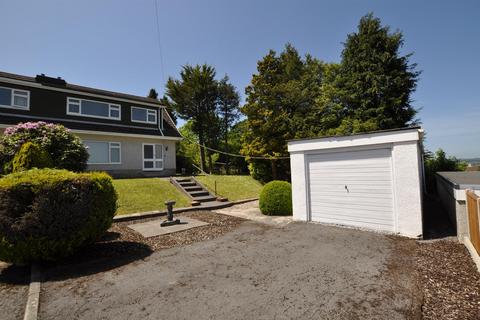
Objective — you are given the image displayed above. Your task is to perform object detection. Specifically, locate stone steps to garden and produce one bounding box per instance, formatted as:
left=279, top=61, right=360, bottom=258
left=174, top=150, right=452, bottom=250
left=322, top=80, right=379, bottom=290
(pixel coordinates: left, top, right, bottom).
left=170, top=177, right=230, bottom=208
left=189, top=190, right=210, bottom=197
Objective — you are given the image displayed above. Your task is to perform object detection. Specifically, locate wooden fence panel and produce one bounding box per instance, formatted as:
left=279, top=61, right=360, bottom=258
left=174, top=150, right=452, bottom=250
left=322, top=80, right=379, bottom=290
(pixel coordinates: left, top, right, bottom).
left=466, top=190, right=480, bottom=254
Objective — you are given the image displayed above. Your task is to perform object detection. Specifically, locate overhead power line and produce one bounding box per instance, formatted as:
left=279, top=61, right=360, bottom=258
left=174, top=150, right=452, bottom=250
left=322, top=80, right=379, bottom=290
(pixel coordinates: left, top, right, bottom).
left=153, top=0, right=166, bottom=85
left=182, top=135, right=291, bottom=160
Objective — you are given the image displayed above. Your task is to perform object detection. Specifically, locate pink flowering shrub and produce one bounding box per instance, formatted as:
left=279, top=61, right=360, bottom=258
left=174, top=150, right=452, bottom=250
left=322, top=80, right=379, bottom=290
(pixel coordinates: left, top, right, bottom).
left=0, top=122, right=88, bottom=173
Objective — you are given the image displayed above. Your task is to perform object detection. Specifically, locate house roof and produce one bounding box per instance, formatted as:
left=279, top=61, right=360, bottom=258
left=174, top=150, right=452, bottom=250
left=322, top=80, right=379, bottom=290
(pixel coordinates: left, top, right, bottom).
left=0, top=70, right=162, bottom=106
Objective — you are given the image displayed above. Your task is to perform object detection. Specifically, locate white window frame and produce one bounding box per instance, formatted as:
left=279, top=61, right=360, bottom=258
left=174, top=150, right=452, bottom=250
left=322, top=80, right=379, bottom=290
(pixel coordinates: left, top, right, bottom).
left=0, top=86, right=30, bottom=110
left=85, top=141, right=122, bottom=165
left=142, top=143, right=164, bottom=171
left=67, top=97, right=121, bottom=120
left=131, top=106, right=157, bottom=124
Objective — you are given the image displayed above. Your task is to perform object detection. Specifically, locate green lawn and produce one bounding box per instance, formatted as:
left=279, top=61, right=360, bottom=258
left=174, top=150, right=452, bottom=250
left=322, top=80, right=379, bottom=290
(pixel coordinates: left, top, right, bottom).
left=113, top=178, right=190, bottom=215
left=196, top=175, right=263, bottom=201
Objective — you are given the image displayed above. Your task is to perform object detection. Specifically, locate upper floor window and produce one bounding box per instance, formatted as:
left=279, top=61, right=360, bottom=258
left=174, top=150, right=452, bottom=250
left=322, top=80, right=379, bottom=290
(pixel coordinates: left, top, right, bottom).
left=0, top=86, right=30, bottom=110
left=67, top=97, right=121, bottom=120
left=131, top=107, right=157, bottom=124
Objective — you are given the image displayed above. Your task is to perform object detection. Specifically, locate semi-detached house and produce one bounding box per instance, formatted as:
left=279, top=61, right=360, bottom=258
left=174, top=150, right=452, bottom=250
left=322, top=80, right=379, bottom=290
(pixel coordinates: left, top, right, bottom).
left=0, top=71, right=181, bottom=177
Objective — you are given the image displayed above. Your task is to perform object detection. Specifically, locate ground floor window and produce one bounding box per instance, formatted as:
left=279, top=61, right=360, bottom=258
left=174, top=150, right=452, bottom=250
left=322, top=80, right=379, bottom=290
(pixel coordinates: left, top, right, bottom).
left=84, top=141, right=121, bottom=164
left=143, top=143, right=163, bottom=170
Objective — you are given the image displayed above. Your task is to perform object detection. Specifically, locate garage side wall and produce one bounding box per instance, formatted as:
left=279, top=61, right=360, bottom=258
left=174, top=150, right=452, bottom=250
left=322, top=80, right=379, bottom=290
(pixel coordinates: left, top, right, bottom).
left=290, top=152, right=308, bottom=221
left=435, top=176, right=469, bottom=240
left=392, top=141, right=423, bottom=237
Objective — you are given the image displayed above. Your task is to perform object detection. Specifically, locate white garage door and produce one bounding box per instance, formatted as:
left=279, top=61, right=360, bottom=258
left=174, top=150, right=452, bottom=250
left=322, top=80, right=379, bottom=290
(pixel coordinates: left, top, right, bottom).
left=307, top=148, right=395, bottom=232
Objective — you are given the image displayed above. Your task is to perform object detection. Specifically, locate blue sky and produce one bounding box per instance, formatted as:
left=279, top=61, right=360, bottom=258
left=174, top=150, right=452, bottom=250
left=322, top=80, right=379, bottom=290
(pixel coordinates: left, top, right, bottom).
left=1, top=0, right=479, bottom=158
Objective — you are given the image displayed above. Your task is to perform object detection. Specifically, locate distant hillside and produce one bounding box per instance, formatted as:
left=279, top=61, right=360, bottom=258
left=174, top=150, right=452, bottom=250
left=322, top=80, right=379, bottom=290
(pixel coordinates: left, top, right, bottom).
left=462, top=158, right=480, bottom=165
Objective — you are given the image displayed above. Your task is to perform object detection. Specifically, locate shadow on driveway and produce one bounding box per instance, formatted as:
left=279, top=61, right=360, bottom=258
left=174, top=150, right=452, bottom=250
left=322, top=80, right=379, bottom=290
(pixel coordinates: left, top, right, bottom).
left=43, top=240, right=153, bottom=282
left=0, top=263, right=30, bottom=320
left=0, top=232, right=153, bottom=284
left=0, top=264, right=30, bottom=285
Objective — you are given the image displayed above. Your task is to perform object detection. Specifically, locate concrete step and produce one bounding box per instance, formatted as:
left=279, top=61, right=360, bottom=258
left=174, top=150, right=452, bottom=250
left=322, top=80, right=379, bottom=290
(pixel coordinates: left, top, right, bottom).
left=179, top=182, right=196, bottom=187
left=189, top=190, right=210, bottom=197
left=184, top=186, right=202, bottom=191
left=196, top=200, right=233, bottom=210
left=175, top=178, right=193, bottom=183
left=191, top=201, right=201, bottom=206
left=191, top=195, right=217, bottom=203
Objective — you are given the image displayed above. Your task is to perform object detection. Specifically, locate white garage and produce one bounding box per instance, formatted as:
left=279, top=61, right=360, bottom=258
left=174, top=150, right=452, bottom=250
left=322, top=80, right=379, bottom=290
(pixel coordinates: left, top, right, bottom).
left=287, top=127, right=424, bottom=238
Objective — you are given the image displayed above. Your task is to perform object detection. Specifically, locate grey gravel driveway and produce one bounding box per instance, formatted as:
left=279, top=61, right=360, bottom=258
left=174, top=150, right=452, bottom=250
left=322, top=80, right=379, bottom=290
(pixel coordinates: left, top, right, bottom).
left=40, top=221, right=421, bottom=320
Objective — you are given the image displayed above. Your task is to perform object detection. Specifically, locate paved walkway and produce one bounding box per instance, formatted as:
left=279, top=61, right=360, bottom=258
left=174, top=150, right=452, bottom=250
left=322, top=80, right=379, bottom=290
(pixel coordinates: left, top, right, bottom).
left=213, top=200, right=292, bottom=227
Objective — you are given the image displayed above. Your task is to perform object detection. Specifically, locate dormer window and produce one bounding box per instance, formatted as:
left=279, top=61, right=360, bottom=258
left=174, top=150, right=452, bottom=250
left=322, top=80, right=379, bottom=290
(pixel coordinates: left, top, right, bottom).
left=131, top=106, right=157, bottom=124
left=67, top=97, right=121, bottom=120
left=0, top=86, right=30, bottom=110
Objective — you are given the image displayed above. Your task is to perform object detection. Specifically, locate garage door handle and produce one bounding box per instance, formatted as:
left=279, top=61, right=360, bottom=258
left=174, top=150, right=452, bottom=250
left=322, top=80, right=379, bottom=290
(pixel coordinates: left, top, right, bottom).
left=345, top=185, right=349, bottom=193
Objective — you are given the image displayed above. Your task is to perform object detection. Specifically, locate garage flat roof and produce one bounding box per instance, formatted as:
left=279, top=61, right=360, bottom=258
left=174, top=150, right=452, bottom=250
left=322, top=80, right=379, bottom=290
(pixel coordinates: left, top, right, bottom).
left=288, top=126, right=422, bottom=143
left=287, top=127, right=422, bottom=153
left=436, top=172, right=480, bottom=190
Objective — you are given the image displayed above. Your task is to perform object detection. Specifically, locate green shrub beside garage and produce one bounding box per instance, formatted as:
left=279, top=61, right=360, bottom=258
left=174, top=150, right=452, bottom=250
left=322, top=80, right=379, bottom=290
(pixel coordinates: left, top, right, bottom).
left=259, top=180, right=293, bottom=216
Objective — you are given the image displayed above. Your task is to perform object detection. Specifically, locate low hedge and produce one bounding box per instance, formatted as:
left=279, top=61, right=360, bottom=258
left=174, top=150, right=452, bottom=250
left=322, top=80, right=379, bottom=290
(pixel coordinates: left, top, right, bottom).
left=259, top=180, right=292, bottom=216
left=0, top=169, right=117, bottom=264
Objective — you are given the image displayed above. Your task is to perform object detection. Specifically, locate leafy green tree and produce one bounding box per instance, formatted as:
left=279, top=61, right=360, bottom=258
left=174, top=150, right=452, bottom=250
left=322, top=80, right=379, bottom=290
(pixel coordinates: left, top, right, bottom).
left=177, top=121, right=199, bottom=168
left=217, top=76, right=240, bottom=173
left=225, top=120, right=248, bottom=174
left=327, top=13, right=420, bottom=134
left=158, top=95, right=177, bottom=125
left=147, top=88, right=177, bottom=125
left=425, top=149, right=467, bottom=193
left=165, top=65, right=220, bottom=171
left=242, top=15, right=421, bottom=182
left=176, top=121, right=219, bottom=174
left=241, top=44, right=324, bottom=181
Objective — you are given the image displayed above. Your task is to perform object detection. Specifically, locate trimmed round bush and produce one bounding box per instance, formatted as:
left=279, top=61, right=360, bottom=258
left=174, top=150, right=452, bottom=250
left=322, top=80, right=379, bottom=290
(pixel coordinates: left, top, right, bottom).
left=0, top=169, right=117, bottom=264
left=0, top=121, right=89, bottom=174
left=12, top=142, right=53, bottom=172
left=259, top=180, right=292, bottom=216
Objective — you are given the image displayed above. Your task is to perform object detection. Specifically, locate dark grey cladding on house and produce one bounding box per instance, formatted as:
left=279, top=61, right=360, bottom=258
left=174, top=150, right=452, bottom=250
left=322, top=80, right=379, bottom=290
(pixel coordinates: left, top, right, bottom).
left=0, top=71, right=181, bottom=138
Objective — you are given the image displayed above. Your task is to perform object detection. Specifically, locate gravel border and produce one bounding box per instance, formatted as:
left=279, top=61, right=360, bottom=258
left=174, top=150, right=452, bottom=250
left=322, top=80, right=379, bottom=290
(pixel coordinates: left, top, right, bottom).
left=41, top=211, right=247, bottom=280
left=416, top=239, right=480, bottom=320
left=113, top=211, right=246, bottom=251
